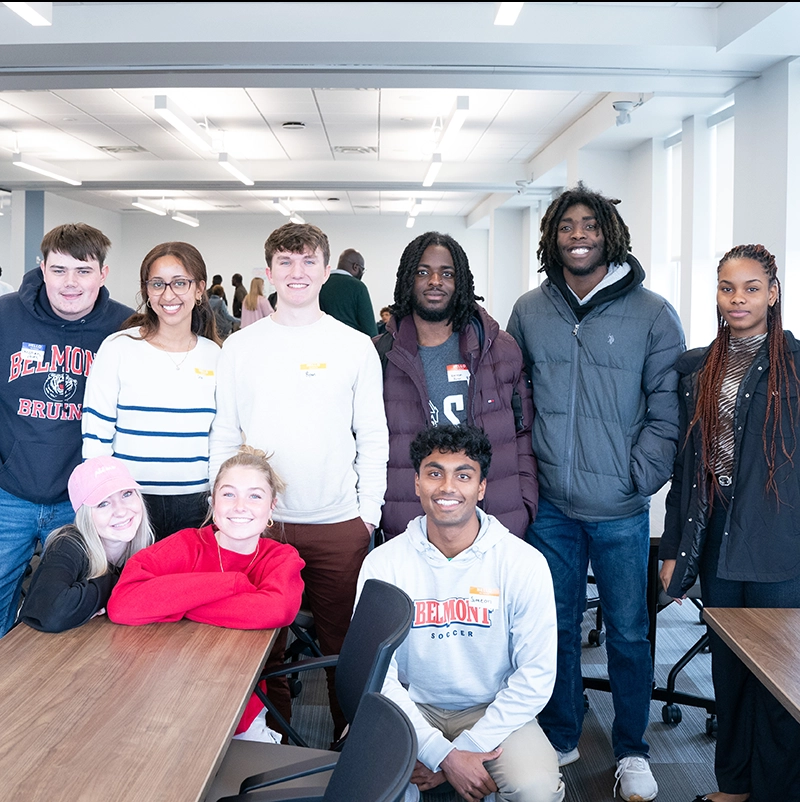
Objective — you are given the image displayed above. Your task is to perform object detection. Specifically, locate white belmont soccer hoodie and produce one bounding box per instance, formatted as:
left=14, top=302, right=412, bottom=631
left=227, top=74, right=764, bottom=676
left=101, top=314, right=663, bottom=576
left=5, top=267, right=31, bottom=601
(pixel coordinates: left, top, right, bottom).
left=356, top=509, right=557, bottom=771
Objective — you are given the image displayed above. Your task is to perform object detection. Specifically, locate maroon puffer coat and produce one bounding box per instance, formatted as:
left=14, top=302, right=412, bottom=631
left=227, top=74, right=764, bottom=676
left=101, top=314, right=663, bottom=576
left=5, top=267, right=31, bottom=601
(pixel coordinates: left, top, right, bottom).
left=375, top=307, right=538, bottom=539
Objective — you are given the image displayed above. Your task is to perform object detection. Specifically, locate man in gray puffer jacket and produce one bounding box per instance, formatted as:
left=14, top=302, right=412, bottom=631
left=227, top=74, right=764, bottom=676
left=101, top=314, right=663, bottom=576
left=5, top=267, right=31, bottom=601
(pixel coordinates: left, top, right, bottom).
left=507, top=183, right=684, bottom=802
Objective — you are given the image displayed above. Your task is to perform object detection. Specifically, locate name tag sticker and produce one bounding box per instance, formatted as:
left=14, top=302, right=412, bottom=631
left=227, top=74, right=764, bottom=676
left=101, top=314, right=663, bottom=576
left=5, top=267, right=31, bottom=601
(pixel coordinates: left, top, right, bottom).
left=470, top=586, right=500, bottom=611
left=447, top=363, right=470, bottom=383
left=195, top=368, right=214, bottom=377
left=21, top=342, right=45, bottom=363
left=300, top=362, right=327, bottom=377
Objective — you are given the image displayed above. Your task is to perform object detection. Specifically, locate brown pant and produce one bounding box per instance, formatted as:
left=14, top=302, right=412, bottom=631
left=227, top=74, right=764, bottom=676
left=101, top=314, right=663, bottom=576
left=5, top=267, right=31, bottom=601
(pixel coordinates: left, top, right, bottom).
left=266, top=517, right=371, bottom=740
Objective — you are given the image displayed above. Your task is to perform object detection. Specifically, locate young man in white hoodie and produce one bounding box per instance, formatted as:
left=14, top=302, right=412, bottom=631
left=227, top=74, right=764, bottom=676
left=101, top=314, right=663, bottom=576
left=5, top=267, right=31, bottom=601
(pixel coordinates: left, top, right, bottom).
left=357, top=425, right=564, bottom=802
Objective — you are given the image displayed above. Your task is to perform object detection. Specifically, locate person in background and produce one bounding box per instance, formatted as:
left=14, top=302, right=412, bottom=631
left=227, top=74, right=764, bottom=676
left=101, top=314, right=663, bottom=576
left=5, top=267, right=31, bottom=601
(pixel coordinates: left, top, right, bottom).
left=241, top=276, right=274, bottom=328
left=209, top=285, right=239, bottom=340
left=376, top=305, right=391, bottom=334
left=208, top=274, right=227, bottom=304
left=19, top=456, right=152, bottom=632
left=660, top=244, right=800, bottom=802
left=0, top=266, right=13, bottom=296
left=375, top=230, right=537, bottom=542
left=0, top=222, right=133, bottom=638
left=210, top=223, right=388, bottom=741
left=82, top=241, right=220, bottom=542
left=108, top=445, right=304, bottom=739
left=319, top=248, right=377, bottom=336
left=507, top=183, right=685, bottom=801
left=231, top=272, right=246, bottom=318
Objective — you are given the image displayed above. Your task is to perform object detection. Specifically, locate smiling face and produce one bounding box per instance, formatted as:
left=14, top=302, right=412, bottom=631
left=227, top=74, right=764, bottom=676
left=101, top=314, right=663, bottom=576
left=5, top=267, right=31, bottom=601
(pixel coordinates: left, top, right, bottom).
left=91, top=488, right=143, bottom=545
left=146, top=255, right=205, bottom=334
left=556, top=203, right=607, bottom=278
left=212, top=465, right=276, bottom=554
left=41, top=251, right=108, bottom=321
left=411, top=244, right=457, bottom=324
left=415, top=448, right=486, bottom=542
left=266, top=247, right=330, bottom=311
left=717, top=256, right=778, bottom=338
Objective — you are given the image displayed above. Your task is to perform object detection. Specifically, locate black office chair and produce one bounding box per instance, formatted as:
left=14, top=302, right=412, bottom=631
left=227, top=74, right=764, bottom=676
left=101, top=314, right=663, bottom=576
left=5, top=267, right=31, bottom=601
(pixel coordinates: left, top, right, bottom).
left=212, top=692, right=416, bottom=802
left=256, top=578, right=413, bottom=749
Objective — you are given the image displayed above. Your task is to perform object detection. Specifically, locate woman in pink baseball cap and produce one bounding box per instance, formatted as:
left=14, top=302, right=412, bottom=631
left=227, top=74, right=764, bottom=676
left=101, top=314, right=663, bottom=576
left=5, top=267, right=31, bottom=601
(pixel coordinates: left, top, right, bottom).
left=18, top=456, right=153, bottom=632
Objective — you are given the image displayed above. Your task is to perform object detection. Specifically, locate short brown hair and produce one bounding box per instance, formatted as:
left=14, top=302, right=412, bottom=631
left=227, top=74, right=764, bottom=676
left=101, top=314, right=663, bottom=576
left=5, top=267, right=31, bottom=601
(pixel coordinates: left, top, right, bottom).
left=264, top=223, right=330, bottom=268
left=40, top=223, right=111, bottom=267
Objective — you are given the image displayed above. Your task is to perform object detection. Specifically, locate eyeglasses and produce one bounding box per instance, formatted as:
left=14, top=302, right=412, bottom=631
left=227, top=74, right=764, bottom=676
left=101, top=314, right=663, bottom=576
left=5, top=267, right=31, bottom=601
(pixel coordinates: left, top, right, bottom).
left=145, top=277, right=195, bottom=295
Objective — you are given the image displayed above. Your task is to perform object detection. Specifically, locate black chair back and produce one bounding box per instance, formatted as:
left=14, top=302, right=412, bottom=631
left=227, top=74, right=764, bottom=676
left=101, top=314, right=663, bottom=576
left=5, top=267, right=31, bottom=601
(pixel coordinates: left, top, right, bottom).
left=323, top=692, right=417, bottom=802
left=334, top=578, right=413, bottom=726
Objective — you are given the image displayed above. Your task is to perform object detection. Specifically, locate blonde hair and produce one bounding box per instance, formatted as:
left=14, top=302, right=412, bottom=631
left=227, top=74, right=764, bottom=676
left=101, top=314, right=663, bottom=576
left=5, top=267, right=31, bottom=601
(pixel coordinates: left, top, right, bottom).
left=244, top=277, right=265, bottom=312
left=207, top=445, right=285, bottom=533
left=43, top=490, right=153, bottom=580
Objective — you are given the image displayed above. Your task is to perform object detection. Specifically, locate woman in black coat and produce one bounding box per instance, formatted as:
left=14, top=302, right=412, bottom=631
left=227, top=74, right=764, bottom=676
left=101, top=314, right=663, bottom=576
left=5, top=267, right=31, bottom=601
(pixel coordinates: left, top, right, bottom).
left=659, top=244, right=800, bottom=802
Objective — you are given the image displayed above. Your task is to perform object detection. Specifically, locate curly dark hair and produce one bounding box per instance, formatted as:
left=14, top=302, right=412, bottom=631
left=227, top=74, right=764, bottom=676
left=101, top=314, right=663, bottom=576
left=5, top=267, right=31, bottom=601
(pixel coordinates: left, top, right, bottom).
left=689, top=243, right=799, bottom=500
left=392, top=231, right=483, bottom=334
left=409, top=424, right=492, bottom=481
left=537, top=181, right=631, bottom=272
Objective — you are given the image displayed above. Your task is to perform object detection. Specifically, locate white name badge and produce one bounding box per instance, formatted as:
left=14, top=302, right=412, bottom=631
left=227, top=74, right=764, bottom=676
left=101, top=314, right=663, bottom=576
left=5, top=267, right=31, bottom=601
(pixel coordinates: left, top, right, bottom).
left=447, top=363, right=470, bottom=383
left=21, top=342, right=45, bottom=363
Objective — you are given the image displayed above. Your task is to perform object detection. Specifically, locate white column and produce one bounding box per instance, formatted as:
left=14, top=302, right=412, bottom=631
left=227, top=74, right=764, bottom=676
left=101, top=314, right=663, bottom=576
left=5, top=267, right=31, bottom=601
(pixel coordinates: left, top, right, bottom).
left=487, top=207, right=529, bottom=328
left=733, top=57, right=800, bottom=331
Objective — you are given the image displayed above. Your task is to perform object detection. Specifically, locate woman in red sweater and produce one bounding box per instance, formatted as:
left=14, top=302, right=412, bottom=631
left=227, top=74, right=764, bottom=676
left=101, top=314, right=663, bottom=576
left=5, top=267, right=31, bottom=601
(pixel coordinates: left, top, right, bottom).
left=109, top=445, right=305, bottom=734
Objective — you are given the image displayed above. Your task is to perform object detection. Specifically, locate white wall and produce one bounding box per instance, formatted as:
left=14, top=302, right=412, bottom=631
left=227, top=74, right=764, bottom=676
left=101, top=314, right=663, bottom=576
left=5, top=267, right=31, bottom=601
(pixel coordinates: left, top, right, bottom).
left=116, top=212, right=489, bottom=320
left=0, top=207, right=12, bottom=289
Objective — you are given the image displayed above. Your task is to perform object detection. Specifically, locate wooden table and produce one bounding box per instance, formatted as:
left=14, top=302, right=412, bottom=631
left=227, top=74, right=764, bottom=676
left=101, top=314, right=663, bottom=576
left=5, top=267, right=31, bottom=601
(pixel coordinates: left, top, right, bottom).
left=704, top=607, right=800, bottom=724
left=0, top=617, right=274, bottom=802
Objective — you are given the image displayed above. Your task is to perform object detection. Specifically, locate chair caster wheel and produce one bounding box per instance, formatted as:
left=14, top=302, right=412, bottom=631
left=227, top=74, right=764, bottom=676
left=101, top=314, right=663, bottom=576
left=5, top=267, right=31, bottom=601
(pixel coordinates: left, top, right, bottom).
left=583, top=693, right=590, bottom=710
left=705, top=714, right=718, bottom=737
left=662, top=703, right=682, bottom=724
left=288, top=678, right=302, bottom=698
left=588, top=628, right=605, bottom=646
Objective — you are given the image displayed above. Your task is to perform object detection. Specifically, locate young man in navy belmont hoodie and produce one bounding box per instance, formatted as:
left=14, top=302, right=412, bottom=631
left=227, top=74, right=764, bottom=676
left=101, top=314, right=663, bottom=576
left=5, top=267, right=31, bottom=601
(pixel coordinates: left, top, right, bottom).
left=0, top=223, right=133, bottom=636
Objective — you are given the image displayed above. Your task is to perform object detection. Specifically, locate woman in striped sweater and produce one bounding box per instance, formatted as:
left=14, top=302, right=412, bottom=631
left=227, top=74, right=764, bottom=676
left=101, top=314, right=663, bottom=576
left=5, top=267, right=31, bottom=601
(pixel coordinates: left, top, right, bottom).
left=82, top=242, right=221, bottom=540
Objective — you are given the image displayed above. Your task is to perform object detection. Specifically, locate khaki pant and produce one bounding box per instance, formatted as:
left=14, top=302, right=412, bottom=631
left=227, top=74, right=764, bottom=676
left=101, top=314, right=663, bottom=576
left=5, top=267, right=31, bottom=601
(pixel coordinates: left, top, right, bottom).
left=412, top=703, right=565, bottom=802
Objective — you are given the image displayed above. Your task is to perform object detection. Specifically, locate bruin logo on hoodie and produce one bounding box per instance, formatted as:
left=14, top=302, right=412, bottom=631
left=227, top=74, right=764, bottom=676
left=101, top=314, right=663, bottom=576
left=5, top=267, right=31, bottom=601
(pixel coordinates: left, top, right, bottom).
left=43, top=372, right=78, bottom=402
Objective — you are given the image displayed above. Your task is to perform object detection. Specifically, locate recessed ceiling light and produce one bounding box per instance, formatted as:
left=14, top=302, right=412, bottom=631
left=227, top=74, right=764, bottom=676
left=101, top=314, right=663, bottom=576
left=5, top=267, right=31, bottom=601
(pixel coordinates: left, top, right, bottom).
left=282, top=122, right=306, bottom=130
left=327, top=197, right=340, bottom=202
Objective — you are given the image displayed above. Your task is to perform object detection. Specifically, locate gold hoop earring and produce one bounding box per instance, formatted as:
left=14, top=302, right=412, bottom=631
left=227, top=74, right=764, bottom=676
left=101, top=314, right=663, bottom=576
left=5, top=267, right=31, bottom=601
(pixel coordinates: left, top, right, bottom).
left=267, top=517, right=274, bottom=529
left=195, top=297, right=202, bottom=307
left=146, top=298, right=152, bottom=308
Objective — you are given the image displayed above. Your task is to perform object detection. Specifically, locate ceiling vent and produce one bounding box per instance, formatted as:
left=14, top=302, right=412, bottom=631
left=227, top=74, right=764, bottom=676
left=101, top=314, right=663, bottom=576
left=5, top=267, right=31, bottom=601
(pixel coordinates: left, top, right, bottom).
left=334, top=146, right=377, bottom=155
left=97, top=145, right=147, bottom=154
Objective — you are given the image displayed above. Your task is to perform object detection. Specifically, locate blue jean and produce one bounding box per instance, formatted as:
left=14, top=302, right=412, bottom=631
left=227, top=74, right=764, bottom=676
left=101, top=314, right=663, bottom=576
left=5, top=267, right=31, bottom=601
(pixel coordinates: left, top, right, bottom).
left=527, top=498, right=652, bottom=759
left=0, top=486, right=74, bottom=637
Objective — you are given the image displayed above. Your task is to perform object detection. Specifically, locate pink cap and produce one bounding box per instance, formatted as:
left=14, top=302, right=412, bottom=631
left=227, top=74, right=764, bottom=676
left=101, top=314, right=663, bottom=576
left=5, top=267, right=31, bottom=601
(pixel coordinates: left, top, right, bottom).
left=68, top=456, right=140, bottom=512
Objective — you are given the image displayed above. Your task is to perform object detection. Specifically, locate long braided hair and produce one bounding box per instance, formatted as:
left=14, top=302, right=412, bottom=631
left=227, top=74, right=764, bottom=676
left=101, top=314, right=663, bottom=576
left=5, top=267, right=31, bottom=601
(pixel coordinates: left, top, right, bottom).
left=689, top=243, right=799, bottom=499
left=537, top=182, right=631, bottom=271
left=392, top=231, right=483, bottom=334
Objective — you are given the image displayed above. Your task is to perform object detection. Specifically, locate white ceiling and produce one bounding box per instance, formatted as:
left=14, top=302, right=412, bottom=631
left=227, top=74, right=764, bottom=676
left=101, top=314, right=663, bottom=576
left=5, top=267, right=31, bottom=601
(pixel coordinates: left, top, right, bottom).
left=0, top=2, right=798, bottom=222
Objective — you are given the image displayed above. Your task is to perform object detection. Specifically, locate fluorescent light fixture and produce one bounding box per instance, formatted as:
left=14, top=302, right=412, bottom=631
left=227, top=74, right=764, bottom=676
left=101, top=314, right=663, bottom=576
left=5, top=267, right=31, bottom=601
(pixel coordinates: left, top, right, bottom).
left=154, top=95, right=213, bottom=152
left=12, top=153, right=81, bottom=186
left=272, top=199, right=292, bottom=216
left=437, top=96, right=469, bottom=153
left=406, top=216, right=416, bottom=229
left=172, top=211, right=200, bottom=228
left=289, top=214, right=305, bottom=225
left=409, top=198, right=422, bottom=217
left=3, top=2, right=51, bottom=25
left=422, top=153, right=442, bottom=188
left=132, top=197, right=167, bottom=216
left=218, top=152, right=254, bottom=186
left=494, top=2, right=523, bottom=25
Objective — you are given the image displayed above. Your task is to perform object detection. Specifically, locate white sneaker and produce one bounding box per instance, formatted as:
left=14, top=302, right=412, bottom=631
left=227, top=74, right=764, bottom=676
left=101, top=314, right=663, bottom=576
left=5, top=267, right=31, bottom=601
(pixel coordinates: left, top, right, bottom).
left=614, top=756, right=658, bottom=801
left=557, top=747, right=580, bottom=766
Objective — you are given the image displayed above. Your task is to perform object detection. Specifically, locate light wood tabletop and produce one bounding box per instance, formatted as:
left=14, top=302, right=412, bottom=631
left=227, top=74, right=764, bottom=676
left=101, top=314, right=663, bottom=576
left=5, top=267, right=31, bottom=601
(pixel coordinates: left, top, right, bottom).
left=703, top=607, right=800, bottom=724
left=0, top=617, right=274, bottom=802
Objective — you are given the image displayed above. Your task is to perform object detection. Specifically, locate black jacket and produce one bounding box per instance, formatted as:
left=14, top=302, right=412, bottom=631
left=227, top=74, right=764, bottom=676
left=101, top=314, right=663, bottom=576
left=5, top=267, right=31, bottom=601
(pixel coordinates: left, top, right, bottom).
left=0, top=269, right=133, bottom=504
left=660, top=332, right=800, bottom=595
